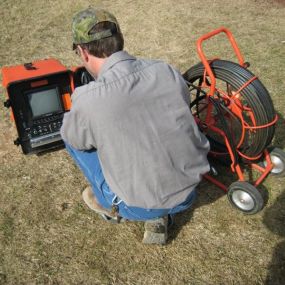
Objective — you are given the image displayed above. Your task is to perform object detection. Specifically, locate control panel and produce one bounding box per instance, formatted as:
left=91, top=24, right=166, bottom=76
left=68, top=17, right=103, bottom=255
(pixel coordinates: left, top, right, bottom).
left=28, top=114, right=64, bottom=149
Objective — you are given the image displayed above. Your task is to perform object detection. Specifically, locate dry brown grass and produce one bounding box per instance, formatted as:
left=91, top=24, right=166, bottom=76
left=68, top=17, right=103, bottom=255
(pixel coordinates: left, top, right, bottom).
left=0, top=0, right=285, bottom=284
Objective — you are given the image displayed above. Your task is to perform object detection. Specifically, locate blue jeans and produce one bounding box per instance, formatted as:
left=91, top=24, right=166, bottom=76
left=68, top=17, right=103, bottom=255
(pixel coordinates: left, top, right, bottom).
left=65, top=143, right=196, bottom=221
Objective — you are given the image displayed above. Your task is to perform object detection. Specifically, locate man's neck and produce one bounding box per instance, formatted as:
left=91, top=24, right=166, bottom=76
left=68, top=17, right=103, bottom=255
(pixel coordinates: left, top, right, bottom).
left=87, top=56, right=108, bottom=78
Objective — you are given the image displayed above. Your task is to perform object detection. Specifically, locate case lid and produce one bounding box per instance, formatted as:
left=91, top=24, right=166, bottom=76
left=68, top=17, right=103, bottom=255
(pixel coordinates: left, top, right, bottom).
left=2, top=58, right=68, bottom=88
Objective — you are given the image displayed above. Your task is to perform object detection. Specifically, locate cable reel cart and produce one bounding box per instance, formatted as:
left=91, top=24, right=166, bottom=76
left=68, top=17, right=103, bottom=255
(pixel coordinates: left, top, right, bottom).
left=183, top=27, right=285, bottom=214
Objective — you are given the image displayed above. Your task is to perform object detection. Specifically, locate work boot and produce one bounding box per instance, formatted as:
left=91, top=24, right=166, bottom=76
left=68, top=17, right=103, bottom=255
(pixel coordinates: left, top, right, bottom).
left=142, top=216, right=168, bottom=245
left=82, top=186, right=123, bottom=223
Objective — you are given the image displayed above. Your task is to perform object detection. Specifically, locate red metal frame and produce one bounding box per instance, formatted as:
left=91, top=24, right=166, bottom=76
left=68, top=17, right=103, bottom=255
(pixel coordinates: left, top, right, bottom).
left=197, top=27, right=245, bottom=97
left=195, top=27, right=277, bottom=192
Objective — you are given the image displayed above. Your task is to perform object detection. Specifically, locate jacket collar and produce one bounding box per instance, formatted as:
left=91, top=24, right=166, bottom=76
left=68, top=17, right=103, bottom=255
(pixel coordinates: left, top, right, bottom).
left=98, top=51, right=136, bottom=78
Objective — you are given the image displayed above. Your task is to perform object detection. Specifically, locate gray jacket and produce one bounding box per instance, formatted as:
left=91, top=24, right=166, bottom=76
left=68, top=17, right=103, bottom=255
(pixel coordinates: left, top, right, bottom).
left=61, top=51, right=210, bottom=209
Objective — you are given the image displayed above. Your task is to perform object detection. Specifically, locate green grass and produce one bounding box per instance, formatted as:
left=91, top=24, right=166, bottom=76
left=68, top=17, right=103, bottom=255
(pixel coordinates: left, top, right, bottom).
left=0, top=0, right=285, bottom=284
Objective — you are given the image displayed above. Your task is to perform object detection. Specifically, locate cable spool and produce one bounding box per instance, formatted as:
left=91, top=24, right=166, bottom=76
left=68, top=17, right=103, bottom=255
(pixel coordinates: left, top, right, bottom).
left=183, top=59, right=276, bottom=159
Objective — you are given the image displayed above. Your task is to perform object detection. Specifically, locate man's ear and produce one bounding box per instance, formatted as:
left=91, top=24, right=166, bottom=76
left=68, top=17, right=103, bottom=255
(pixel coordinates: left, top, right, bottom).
left=79, top=46, right=89, bottom=62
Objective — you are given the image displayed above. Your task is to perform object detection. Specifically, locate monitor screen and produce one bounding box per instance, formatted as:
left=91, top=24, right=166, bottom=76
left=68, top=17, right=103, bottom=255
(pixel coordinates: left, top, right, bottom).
left=27, top=87, right=63, bottom=118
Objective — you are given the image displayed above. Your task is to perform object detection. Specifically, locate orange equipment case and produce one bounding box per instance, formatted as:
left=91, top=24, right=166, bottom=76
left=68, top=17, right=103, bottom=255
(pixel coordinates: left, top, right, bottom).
left=2, top=59, right=72, bottom=154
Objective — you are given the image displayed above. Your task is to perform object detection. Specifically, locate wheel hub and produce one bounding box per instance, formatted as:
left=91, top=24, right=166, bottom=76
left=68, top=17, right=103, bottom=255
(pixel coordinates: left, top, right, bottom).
left=267, top=155, right=285, bottom=174
left=231, top=190, right=254, bottom=211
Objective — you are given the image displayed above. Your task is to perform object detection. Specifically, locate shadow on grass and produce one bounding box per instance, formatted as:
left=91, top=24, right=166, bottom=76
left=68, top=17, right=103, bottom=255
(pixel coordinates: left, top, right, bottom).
left=166, top=158, right=266, bottom=242
left=168, top=176, right=225, bottom=242
left=263, top=111, right=285, bottom=284
left=263, top=190, right=285, bottom=285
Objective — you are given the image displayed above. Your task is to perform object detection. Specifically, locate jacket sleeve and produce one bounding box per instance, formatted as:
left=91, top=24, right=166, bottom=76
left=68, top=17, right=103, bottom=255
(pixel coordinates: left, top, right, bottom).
left=180, top=77, right=191, bottom=106
left=60, top=91, right=96, bottom=150
left=167, top=64, right=190, bottom=106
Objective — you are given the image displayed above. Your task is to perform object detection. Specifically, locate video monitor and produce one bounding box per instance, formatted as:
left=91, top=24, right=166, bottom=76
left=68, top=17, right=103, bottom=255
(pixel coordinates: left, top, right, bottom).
left=26, top=86, right=63, bottom=118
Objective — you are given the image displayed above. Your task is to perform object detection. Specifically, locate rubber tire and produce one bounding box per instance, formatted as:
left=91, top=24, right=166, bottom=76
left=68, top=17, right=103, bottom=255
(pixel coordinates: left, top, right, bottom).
left=264, top=147, right=285, bottom=177
left=183, top=60, right=276, bottom=157
left=227, top=181, right=264, bottom=215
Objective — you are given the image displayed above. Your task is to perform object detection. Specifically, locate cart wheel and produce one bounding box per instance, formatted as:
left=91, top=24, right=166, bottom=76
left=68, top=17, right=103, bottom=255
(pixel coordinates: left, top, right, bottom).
left=227, top=181, right=264, bottom=215
left=263, top=147, right=285, bottom=177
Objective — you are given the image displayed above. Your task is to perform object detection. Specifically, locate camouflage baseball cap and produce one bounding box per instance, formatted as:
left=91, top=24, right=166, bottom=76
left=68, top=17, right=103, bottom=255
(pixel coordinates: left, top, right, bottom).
left=72, top=7, right=119, bottom=49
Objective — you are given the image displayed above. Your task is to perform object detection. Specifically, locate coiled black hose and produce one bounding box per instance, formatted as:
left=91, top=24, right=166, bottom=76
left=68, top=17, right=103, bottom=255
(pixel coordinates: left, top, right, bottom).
left=183, top=60, right=276, bottom=158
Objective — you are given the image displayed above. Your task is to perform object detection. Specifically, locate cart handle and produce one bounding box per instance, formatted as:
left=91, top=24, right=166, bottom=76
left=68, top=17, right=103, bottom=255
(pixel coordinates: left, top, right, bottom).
left=196, top=27, right=245, bottom=96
